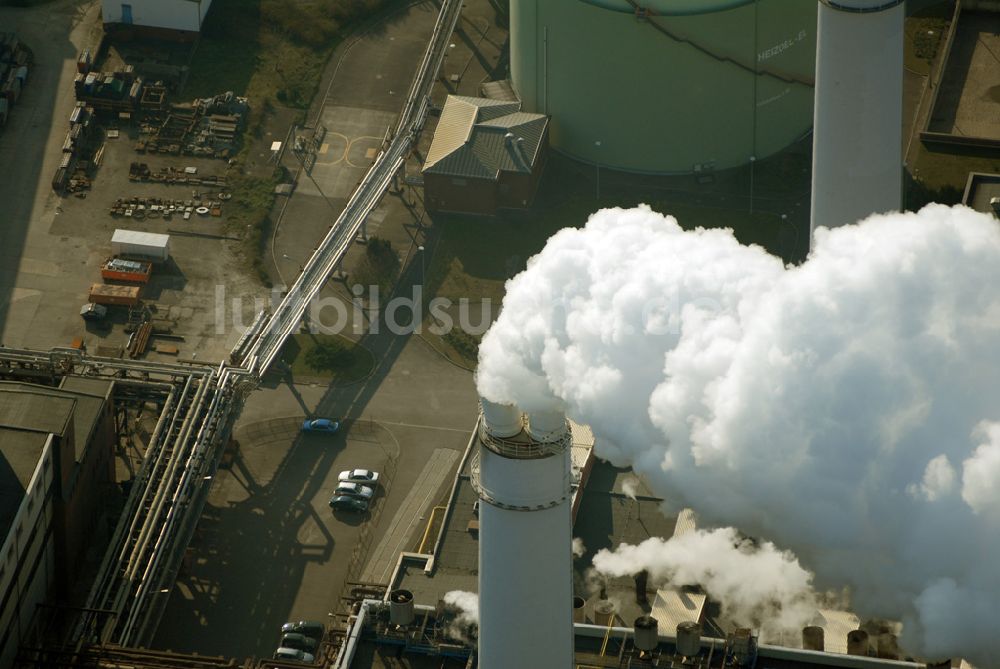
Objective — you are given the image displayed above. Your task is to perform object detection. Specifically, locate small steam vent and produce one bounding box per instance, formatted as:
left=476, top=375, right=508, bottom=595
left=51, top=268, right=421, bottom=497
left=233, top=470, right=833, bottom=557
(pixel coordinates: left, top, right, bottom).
left=594, top=600, right=615, bottom=627
left=572, top=596, right=586, bottom=623
left=847, top=629, right=870, bottom=657
left=802, top=625, right=825, bottom=651
left=633, top=616, right=659, bottom=652
left=676, top=621, right=702, bottom=657
left=389, top=589, right=415, bottom=627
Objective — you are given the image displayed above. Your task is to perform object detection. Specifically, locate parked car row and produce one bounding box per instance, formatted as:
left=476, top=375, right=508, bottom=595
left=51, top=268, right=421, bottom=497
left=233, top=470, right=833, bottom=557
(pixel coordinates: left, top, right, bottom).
left=329, top=469, right=381, bottom=514
left=299, top=417, right=381, bottom=517
left=274, top=620, right=325, bottom=663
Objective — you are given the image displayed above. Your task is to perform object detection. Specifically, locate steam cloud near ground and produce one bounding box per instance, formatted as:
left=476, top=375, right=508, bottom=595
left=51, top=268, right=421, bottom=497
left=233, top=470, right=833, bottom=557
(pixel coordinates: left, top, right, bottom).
left=593, top=527, right=821, bottom=643
left=476, top=204, right=1000, bottom=665
left=443, top=590, right=480, bottom=643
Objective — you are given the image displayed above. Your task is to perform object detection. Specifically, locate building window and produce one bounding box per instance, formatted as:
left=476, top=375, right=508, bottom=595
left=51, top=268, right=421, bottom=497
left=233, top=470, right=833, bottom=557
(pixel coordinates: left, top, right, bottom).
left=121, top=3, right=133, bottom=24
left=451, top=178, right=467, bottom=186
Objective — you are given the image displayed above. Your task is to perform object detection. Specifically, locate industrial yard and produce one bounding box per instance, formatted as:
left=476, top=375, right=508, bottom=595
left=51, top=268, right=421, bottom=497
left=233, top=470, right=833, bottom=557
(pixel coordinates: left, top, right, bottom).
left=2, top=0, right=1000, bottom=668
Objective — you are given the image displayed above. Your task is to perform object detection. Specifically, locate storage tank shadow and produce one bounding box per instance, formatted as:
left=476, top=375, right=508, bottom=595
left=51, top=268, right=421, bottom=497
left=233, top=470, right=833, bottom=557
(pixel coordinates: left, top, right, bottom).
left=510, top=0, right=816, bottom=174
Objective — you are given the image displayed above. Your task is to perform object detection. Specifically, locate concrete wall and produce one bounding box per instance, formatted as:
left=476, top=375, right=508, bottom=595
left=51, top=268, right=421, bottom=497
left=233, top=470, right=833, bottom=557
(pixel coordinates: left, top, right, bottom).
left=0, top=439, right=58, bottom=669
left=511, top=0, right=816, bottom=173
left=425, top=174, right=499, bottom=215
left=101, top=0, right=209, bottom=32
left=60, top=399, right=115, bottom=587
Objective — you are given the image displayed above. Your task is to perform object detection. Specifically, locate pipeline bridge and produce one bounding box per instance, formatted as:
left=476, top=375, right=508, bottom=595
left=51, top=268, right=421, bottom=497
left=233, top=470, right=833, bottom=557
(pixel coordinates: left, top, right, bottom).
left=2, top=0, right=463, bottom=660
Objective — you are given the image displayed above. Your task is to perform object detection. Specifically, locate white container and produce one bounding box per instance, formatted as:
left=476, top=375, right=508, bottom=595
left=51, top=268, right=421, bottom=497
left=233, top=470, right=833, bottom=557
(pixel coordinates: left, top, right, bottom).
left=111, top=229, right=170, bottom=261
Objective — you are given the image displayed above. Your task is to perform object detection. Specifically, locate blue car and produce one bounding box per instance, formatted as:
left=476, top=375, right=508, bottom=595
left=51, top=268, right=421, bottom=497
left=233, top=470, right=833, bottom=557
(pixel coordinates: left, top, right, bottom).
left=301, top=418, right=340, bottom=433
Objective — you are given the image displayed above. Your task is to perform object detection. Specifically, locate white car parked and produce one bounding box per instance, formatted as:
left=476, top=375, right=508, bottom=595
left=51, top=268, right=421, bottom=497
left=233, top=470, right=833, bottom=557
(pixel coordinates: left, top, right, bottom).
left=334, top=482, right=375, bottom=500
left=338, top=469, right=380, bottom=485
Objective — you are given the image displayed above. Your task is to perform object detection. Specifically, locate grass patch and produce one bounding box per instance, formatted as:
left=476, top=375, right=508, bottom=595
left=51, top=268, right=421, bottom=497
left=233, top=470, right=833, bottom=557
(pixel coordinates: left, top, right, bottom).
left=185, top=0, right=405, bottom=286
left=905, top=2, right=952, bottom=76
left=187, top=0, right=402, bottom=107
left=224, top=169, right=283, bottom=286
left=281, top=334, right=374, bottom=382
left=352, top=237, right=401, bottom=295
left=441, top=329, right=481, bottom=366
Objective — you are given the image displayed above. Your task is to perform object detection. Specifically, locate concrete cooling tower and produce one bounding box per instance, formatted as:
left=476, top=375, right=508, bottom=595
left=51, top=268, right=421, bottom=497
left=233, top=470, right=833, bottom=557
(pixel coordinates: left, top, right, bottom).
left=510, top=0, right=817, bottom=174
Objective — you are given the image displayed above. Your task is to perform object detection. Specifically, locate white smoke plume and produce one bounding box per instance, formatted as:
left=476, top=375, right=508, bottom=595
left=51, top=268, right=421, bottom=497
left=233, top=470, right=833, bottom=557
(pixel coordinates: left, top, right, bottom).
left=621, top=476, right=640, bottom=500
left=443, top=590, right=479, bottom=625
left=593, top=528, right=819, bottom=643
left=476, top=204, right=1000, bottom=665
left=572, top=537, right=587, bottom=558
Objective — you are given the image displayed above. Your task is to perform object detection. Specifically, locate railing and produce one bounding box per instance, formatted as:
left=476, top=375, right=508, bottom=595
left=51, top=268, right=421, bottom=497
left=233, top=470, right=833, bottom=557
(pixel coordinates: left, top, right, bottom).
left=478, top=418, right=572, bottom=459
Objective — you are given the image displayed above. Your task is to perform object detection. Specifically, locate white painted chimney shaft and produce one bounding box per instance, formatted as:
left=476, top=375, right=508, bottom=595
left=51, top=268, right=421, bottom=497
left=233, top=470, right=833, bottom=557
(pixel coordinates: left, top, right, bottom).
left=810, top=0, right=904, bottom=237
left=475, top=400, right=574, bottom=669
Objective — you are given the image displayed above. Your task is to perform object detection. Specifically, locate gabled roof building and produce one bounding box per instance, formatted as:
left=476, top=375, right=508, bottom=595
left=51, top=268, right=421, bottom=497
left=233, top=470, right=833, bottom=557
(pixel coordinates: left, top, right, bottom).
left=423, top=96, right=549, bottom=215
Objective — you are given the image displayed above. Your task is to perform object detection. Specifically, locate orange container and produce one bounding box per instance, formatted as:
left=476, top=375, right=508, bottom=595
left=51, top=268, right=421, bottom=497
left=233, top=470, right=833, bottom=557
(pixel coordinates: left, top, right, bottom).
left=101, top=257, right=152, bottom=284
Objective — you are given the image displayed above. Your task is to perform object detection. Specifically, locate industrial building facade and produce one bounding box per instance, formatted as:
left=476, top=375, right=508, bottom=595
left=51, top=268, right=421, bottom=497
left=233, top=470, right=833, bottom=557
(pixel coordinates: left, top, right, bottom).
left=423, top=96, right=549, bottom=215
left=0, top=379, right=116, bottom=666
left=101, top=0, right=213, bottom=39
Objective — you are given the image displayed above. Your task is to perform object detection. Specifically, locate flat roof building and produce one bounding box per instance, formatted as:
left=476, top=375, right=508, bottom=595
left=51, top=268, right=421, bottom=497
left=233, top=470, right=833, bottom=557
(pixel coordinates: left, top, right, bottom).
left=962, top=172, right=1000, bottom=217
left=0, top=378, right=115, bottom=666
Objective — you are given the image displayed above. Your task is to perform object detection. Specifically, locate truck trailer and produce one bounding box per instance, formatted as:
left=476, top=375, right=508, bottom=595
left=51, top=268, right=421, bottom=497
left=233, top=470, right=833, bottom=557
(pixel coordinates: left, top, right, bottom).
left=89, top=283, right=141, bottom=306
left=111, top=229, right=170, bottom=262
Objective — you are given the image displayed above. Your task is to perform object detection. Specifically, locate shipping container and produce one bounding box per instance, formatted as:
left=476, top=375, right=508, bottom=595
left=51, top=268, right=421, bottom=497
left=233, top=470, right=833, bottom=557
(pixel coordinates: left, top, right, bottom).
left=89, top=283, right=141, bottom=306
left=111, top=229, right=170, bottom=261
left=101, top=257, right=152, bottom=283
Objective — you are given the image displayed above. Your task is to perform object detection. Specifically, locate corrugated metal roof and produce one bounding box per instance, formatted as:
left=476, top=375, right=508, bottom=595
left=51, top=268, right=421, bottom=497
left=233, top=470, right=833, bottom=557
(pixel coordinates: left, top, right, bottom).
left=424, top=95, right=548, bottom=179
left=809, top=609, right=860, bottom=655
left=650, top=588, right=707, bottom=630
left=673, top=507, right=698, bottom=537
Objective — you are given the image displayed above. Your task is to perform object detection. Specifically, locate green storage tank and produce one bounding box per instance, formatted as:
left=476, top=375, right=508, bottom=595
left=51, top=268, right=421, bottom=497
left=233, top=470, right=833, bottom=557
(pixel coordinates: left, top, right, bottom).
left=510, top=0, right=817, bottom=173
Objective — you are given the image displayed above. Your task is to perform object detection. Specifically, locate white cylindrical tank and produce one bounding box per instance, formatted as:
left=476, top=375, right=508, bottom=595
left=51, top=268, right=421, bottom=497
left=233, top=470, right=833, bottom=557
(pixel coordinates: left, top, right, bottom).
left=810, top=0, right=904, bottom=235
left=475, top=414, right=574, bottom=669
left=389, top=589, right=415, bottom=626
left=847, top=629, right=871, bottom=656
left=634, top=616, right=659, bottom=652
left=593, top=600, right=615, bottom=627
left=676, top=621, right=702, bottom=657
left=802, top=625, right=825, bottom=651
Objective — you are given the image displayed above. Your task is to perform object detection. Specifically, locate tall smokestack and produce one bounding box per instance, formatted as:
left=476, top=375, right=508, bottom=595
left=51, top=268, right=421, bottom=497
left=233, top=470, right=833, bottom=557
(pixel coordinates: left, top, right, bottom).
left=810, top=0, right=904, bottom=238
left=473, top=400, right=574, bottom=668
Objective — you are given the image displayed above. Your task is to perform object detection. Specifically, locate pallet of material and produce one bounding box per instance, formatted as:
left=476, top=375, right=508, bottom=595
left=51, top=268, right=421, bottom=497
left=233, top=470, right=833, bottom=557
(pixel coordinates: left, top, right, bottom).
left=128, top=321, right=153, bottom=358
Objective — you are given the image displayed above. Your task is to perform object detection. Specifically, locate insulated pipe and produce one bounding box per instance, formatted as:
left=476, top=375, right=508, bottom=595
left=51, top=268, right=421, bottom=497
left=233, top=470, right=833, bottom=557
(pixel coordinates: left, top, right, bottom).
left=810, top=0, right=904, bottom=237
